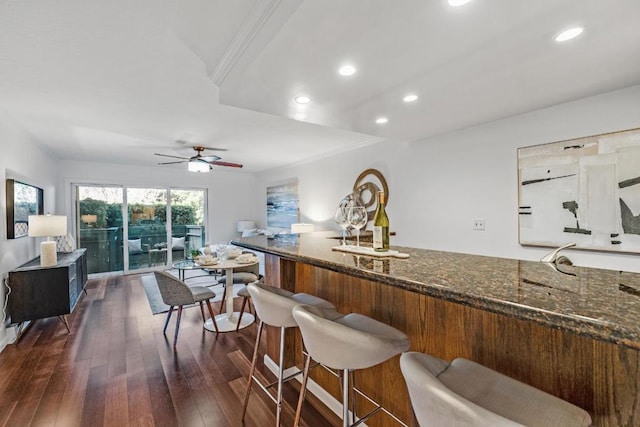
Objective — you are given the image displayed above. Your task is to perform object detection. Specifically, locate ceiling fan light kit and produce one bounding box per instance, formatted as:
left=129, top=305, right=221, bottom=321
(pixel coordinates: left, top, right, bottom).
left=187, top=161, right=211, bottom=173
left=155, top=145, right=243, bottom=172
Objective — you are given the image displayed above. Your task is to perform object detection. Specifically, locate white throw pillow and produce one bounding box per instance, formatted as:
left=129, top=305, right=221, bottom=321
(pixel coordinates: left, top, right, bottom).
left=128, top=239, right=142, bottom=254
left=172, top=236, right=185, bottom=250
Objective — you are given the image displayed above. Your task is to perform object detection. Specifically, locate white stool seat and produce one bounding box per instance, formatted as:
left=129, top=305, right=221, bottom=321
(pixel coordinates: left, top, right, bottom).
left=400, top=352, right=592, bottom=427
left=292, top=304, right=410, bottom=369
left=292, top=304, right=409, bottom=427
left=248, top=282, right=334, bottom=328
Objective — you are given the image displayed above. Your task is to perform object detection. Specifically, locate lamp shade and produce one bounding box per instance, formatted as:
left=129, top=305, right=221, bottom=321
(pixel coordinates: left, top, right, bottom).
left=28, top=215, right=67, bottom=237
left=291, top=223, right=315, bottom=234
left=28, top=215, right=67, bottom=267
left=237, top=220, right=256, bottom=232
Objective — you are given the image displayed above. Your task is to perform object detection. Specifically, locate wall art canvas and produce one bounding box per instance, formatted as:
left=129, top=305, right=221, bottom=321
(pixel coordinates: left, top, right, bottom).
left=518, top=128, right=640, bottom=253
left=266, top=181, right=299, bottom=232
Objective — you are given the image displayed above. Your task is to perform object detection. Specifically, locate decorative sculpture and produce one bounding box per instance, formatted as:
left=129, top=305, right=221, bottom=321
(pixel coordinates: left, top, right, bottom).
left=351, top=168, right=389, bottom=222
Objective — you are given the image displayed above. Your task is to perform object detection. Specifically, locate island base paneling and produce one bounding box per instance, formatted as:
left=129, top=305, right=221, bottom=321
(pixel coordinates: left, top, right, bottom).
left=263, top=254, right=639, bottom=427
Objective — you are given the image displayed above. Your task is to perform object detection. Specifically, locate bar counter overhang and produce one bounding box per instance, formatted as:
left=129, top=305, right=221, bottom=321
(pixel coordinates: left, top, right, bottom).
left=233, top=233, right=640, bottom=427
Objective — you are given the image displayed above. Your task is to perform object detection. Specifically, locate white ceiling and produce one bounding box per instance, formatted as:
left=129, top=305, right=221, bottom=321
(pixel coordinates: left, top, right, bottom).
left=1, top=0, right=639, bottom=173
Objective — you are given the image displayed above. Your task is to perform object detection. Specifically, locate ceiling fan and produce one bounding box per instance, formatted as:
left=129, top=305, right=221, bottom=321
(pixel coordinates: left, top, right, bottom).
left=154, top=145, right=243, bottom=172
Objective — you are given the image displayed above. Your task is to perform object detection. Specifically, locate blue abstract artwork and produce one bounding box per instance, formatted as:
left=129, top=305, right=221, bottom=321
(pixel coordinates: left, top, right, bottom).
left=267, top=181, right=299, bottom=232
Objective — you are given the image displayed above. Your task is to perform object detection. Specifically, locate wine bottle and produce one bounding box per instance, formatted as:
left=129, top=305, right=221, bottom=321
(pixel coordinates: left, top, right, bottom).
left=372, top=191, right=389, bottom=251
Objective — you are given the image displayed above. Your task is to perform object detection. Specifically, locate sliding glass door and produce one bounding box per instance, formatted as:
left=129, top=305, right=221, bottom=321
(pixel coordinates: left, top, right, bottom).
left=75, top=185, right=206, bottom=274
left=170, top=189, right=206, bottom=260
left=127, top=188, right=167, bottom=272
left=77, top=186, right=124, bottom=274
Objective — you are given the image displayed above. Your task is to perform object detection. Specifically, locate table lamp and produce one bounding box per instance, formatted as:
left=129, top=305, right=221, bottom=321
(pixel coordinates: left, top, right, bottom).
left=291, top=223, right=315, bottom=234
left=28, top=214, right=67, bottom=267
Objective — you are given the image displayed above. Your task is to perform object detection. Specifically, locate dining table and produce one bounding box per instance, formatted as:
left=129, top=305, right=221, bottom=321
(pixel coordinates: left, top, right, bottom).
left=201, top=257, right=258, bottom=332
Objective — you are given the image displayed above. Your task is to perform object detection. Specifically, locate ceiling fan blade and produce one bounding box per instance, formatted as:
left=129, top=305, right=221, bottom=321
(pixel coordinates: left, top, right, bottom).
left=154, top=153, right=190, bottom=160
left=210, top=160, right=243, bottom=168
left=158, top=160, right=187, bottom=165
left=200, top=146, right=228, bottom=152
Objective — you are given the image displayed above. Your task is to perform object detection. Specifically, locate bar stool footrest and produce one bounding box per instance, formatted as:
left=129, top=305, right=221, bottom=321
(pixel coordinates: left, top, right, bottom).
left=351, top=386, right=408, bottom=427
left=250, top=367, right=305, bottom=405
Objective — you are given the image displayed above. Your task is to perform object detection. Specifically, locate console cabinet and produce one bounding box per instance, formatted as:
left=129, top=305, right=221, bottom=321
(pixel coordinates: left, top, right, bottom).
left=8, top=249, right=88, bottom=324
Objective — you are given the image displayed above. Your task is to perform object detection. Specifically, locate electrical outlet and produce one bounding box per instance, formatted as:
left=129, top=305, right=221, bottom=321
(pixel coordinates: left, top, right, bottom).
left=473, top=219, right=485, bottom=230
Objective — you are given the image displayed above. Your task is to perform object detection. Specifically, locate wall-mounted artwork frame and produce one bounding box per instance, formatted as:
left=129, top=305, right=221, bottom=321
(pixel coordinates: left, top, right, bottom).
left=6, top=179, right=44, bottom=239
left=518, top=128, right=640, bottom=253
left=266, top=180, right=299, bottom=233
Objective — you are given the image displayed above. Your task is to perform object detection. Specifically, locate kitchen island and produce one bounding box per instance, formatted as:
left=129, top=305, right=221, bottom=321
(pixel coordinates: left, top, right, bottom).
left=233, top=234, right=640, bottom=427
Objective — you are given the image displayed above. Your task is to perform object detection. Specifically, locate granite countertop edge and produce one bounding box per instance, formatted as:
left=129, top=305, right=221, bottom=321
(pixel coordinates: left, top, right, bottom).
left=233, top=238, right=640, bottom=351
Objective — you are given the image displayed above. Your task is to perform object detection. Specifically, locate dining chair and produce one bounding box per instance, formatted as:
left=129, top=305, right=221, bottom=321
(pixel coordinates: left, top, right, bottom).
left=153, top=271, right=220, bottom=346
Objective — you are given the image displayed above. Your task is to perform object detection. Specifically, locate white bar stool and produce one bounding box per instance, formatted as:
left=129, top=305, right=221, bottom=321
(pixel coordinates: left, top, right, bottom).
left=241, top=282, right=335, bottom=426
left=400, top=352, right=592, bottom=426
left=292, top=304, right=410, bottom=427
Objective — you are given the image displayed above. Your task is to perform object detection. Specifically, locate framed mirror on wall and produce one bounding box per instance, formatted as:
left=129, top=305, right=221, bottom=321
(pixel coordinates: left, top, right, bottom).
left=6, top=179, right=44, bottom=239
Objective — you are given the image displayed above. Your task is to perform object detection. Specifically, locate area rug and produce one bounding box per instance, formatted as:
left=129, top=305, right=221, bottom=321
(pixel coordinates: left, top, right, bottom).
left=141, top=271, right=224, bottom=315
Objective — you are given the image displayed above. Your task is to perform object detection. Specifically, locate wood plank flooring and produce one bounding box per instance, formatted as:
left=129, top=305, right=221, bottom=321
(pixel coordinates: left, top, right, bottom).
left=0, top=274, right=338, bottom=427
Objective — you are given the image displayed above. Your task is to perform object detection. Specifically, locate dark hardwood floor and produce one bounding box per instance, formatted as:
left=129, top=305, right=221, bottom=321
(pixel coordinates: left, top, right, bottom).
left=0, top=274, right=337, bottom=426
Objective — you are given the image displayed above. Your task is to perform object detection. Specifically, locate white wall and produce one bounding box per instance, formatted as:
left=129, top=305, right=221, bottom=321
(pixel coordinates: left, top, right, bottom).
left=256, top=84, right=640, bottom=272
left=58, top=160, right=259, bottom=245
left=0, top=111, right=61, bottom=350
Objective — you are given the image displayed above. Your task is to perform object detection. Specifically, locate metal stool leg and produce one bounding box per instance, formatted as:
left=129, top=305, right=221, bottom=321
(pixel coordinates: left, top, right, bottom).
left=294, top=353, right=312, bottom=427
left=242, top=320, right=264, bottom=420
left=342, top=368, right=350, bottom=427
left=276, top=326, right=286, bottom=426
left=350, top=370, right=357, bottom=425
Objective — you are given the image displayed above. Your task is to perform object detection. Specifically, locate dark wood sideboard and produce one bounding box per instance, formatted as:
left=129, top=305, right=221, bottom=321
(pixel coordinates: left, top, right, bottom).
left=8, top=249, right=88, bottom=328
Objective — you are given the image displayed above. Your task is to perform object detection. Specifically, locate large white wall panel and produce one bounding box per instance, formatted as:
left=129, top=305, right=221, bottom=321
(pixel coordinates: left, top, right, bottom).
left=256, top=85, right=640, bottom=272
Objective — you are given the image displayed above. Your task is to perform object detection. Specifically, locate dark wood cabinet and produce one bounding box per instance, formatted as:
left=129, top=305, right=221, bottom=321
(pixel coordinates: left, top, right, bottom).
left=8, top=249, right=88, bottom=324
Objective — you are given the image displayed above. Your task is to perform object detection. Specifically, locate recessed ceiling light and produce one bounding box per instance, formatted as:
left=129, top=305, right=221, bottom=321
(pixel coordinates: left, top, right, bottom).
left=376, top=117, right=388, bottom=124
left=448, top=0, right=472, bottom=7
left=555, top=27, right=584, bottom=42
left=338, top=65, right=356, bottom=76
left=295, top=95, right=311, bottom=104
left=403, top=94, right=418, bottom=102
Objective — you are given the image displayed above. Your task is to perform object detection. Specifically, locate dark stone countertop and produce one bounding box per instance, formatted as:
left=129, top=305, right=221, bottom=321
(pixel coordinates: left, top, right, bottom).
left=233, top=233, right=640, bottom=351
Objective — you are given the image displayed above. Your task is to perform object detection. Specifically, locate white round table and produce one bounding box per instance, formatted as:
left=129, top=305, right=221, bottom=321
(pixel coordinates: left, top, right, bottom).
left=202, top=257, right=257, bottom=332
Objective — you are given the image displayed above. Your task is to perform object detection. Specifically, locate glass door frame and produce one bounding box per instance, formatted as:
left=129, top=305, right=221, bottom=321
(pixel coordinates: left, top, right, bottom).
left=72, top=183, right=208, bottom=275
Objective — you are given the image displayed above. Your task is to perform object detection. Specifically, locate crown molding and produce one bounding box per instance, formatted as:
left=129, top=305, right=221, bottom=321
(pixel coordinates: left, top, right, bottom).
left=209, top=0, right=283, bottom=86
